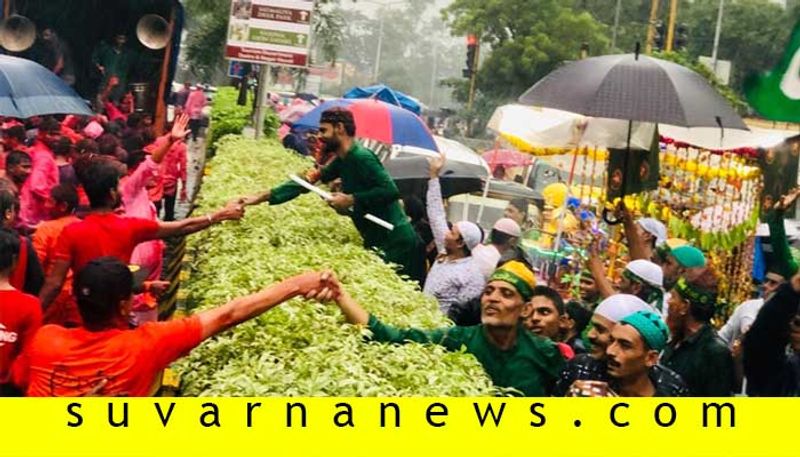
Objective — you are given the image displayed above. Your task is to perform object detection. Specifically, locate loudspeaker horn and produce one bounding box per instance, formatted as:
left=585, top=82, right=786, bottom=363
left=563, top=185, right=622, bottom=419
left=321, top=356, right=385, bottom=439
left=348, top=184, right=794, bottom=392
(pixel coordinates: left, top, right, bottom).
left=0, top=15, right=36, bottom=52
left=136, top=14, right=171, bottom=50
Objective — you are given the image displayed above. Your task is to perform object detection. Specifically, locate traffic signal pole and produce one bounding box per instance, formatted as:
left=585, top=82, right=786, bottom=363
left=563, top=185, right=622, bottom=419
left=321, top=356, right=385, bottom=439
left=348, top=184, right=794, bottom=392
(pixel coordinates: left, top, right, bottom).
left=645, top=0, right=660, bottom=54
left=467, top=43, right=479, bottom=111
left=665, top=0, right=678, bottom=52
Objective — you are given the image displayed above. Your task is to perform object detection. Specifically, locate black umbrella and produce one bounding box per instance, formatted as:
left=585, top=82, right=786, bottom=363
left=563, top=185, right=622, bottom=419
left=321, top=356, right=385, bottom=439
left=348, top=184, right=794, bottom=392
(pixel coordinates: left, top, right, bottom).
left=0, top=55, right=91, bottom=117
left=385, top=155, right=488, bottom=199
left=518, top=48, right=748, bottom=223
left=518, top=52, right=747, bottom=130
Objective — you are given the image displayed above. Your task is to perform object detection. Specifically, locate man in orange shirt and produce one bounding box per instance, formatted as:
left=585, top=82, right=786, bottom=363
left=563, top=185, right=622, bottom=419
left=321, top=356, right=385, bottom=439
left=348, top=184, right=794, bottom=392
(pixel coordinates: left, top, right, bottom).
left=12, top=257, right=336, bottom=396
left=32, top=184, right=81, bottom=327
left=0, top=229, right=42, bottom=396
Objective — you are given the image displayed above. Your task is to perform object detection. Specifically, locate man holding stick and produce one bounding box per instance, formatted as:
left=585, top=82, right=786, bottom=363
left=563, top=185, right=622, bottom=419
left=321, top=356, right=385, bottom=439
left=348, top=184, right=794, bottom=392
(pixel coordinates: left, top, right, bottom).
left=239, top=108, right=424, bottom=284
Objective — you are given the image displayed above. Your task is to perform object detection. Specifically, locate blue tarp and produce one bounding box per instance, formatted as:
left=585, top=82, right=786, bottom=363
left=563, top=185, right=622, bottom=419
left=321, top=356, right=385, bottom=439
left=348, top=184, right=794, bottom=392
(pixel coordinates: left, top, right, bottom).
left=343, top=84, right=422, bottom=115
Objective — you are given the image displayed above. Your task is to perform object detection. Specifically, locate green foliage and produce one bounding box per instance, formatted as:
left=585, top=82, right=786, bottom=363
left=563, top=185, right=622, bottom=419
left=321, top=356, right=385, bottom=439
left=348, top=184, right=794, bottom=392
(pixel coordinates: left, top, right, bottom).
left=653, top=51, right=748, bottom=114
left=184, top=0, right=231, bottom=82
left=206, top=86, right=280, bottom=153
left=576, top=0, right=796, bottom=95
left=174, top=136, right=495, bottom=396
left=334, top=2, right=463, bottom=108
left=206, top=87, right=252, bottom=154
left=443, top=0, right=611, bottom=102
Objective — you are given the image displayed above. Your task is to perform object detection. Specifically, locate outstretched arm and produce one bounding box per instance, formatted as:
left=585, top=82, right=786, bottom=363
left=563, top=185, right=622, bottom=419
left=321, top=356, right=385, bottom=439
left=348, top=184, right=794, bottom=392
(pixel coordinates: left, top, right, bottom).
left=198, top=272, right=334, bottom=339
left=154, top=202, right=244, bottom=238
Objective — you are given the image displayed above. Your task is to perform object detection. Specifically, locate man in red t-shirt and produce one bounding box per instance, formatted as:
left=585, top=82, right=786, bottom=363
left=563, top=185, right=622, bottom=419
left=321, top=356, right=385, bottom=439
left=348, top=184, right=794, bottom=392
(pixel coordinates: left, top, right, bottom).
left=13, top=257, right=336, bottom=396
left=0, top=229, right=42, bottom=396
left=39, top=155, right=245, bottom=312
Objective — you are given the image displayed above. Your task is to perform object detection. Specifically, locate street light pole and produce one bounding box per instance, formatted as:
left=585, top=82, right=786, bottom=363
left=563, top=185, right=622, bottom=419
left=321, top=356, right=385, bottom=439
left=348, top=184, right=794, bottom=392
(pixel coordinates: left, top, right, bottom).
left=645, top=0, right=661, bottom=54
left=373, top=14, right=384, bottom=83
left=711, top=0, right=725, bottom=72
left=665, top=0, right=678, bottom=52
left=611, top=0, right=622, bottom=50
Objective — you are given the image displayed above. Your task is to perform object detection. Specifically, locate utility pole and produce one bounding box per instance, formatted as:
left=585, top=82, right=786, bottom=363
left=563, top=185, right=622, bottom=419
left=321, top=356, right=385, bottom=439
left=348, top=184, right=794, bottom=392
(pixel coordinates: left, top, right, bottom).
left=645, top=0, right=661, bottom=54
left=373, top=14, right=384, bottom=83
left=254, top=65, right=270, bottom=140
left=665, top=0, right=679, bottom=52
left=711, top=0, right=725, bottom=72
left=611, top=0, right=622, bottom=50
left=467, top=40, right=479, bottom=111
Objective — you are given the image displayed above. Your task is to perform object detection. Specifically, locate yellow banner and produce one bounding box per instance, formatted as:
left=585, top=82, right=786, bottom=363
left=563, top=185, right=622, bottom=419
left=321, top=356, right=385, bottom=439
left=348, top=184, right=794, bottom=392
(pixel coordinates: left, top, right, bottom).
left=0, top=398, right=793, bottom=457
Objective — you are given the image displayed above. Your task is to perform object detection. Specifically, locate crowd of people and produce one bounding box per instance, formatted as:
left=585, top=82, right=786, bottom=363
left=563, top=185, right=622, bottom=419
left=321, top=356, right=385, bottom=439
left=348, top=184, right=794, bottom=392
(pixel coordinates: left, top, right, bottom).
left=1, top=105, right=799, bottom=398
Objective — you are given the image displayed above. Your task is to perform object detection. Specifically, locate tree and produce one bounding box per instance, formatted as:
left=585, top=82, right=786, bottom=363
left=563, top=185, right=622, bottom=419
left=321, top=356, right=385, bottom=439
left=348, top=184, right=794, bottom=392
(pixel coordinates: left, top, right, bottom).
left=654, top=50, right=747, bottom=114
left=576, top=0, right=796, bottom=95
left=681, top=0, right=793, bottom=92
left=335, top=1, right=464, bottom=108
left=440, top=0, right=610, bottom=135
left=442, top=0, right=610, bottom=102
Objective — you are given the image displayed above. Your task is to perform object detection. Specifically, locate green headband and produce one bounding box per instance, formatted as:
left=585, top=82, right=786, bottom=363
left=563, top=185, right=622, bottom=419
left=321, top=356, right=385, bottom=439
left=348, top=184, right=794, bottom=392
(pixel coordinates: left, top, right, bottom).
left=621, top=310, right=670, bottom=352
left=490, top=269, right=534, bottom=301
left=674, top=277, right=716, bottom=308
left=622, top=268, right=646, bottom=285
left=623, top=269, right=664, bottom=312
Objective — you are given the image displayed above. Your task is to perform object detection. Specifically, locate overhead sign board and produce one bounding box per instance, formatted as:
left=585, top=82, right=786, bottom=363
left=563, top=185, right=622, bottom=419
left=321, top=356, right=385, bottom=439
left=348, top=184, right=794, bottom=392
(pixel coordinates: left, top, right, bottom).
left=225, top=0, right=313, bottom=68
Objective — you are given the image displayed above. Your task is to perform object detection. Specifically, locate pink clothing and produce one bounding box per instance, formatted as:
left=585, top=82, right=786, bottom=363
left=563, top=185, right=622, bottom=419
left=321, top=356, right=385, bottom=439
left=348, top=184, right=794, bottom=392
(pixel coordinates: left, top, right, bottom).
left=184, top=89, right=207, bottom=120
left=146, top=137, right=187, bottom=200
left=120, top=157, right=164, bottom=285
left=104, top=101, right=127, bottom=123
left=19, top=142, right=59, bottom=228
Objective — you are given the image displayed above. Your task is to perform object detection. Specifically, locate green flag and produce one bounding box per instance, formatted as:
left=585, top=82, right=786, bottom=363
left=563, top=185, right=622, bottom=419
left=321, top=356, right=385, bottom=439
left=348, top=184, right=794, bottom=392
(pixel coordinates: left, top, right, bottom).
left=744, top=19, right=800, bottom=121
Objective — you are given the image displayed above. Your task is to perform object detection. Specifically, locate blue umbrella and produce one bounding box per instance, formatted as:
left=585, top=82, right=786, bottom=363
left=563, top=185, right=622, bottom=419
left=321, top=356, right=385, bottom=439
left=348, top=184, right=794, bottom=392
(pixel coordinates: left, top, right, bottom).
left=292, top=98, right=438, bottom=151
left=0, top=55, right=92, bottom=118
left=344, top=84, right=422, bottom=115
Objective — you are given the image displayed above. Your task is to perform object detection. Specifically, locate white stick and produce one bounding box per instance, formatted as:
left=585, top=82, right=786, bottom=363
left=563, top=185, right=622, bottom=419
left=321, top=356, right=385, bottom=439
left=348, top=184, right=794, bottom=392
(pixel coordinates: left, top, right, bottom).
left=289, top=174, right=395, bottom=231
left=365, top=214, right=395, bottom=231
left=289, top=174, right=333, bottom=200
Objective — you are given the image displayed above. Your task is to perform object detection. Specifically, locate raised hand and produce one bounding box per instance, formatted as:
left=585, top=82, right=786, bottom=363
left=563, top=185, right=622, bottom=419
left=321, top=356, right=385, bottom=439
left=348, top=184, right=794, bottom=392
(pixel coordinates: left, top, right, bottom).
left=170, top=113, right=191, bottom=142
left=428, top=153, right=446, bottom=178
left=775, top=187, right=800, bottom=211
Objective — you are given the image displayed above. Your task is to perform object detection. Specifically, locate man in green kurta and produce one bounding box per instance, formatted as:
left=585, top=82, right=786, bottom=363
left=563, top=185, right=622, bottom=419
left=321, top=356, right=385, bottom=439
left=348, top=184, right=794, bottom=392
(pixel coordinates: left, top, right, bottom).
left=240, top=108, right=425, bottom=284
left=91, top=34, right=135, bottom=102
left=310, top=260, right=566, bottom=396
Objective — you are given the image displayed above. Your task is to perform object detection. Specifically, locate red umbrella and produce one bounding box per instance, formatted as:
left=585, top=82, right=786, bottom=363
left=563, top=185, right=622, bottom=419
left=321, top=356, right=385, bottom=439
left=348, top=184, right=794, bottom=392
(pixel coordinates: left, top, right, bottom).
left=482, top=148, right=533, bottom=174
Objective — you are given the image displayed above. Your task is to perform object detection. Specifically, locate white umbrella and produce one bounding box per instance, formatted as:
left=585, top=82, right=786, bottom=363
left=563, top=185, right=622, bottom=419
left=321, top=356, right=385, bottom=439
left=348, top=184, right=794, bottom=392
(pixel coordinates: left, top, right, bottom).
left=659, top=125, right=798, bottom=151
left=487, top=104, right=656, bottom=152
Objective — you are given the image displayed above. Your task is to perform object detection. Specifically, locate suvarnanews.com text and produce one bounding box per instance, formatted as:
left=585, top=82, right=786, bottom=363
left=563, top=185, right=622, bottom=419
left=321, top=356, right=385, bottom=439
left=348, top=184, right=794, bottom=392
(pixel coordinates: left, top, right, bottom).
left=62, top=400, right=737, bottom=430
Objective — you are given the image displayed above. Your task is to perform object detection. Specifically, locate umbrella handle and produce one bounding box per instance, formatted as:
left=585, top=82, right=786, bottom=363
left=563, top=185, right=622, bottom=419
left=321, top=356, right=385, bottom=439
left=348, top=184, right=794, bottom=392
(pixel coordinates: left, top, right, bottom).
left=602, top=208, right=623, bottom=226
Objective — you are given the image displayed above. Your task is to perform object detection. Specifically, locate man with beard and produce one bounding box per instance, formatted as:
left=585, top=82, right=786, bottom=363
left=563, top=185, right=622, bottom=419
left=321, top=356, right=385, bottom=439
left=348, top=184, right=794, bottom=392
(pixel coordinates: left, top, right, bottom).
left=553, top=294, right=685, bottom=396
left=238, top=108, right=424, bottom=283
left=18, top=118, right=61, bottom=231
left=315, top=260, right=566, bottom=396
left=38, top=155, right=245, bottom=313
left=3, top=151, right=32, bottom=195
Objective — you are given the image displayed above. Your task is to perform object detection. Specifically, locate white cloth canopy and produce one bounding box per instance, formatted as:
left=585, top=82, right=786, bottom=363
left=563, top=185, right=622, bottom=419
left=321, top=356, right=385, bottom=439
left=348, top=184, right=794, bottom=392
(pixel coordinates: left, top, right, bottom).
left=487, top=104, right=657, bottom=151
